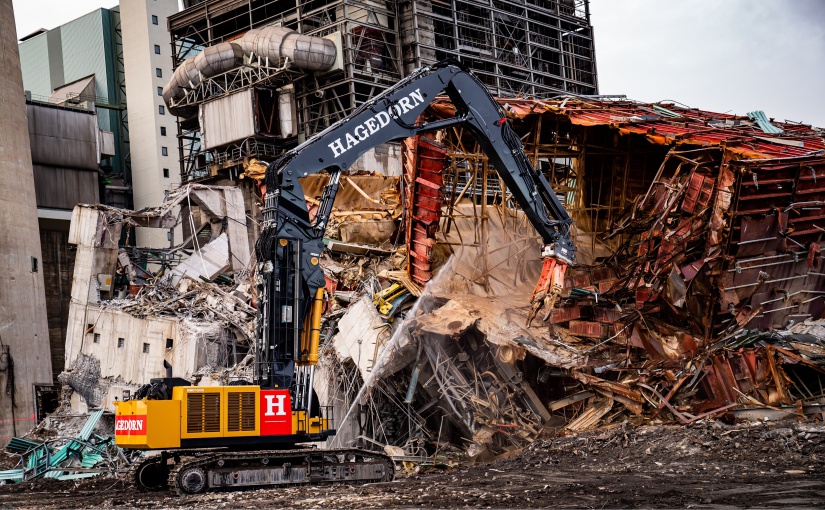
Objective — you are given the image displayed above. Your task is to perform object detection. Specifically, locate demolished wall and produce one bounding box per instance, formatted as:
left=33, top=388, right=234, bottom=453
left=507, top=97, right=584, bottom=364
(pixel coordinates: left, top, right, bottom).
left=61, top=185, right=255, bottom=412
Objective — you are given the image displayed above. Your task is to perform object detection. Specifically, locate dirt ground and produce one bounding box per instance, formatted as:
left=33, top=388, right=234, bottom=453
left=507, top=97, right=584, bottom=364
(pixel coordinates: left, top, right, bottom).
left=2, top=421, right=825, bottom=509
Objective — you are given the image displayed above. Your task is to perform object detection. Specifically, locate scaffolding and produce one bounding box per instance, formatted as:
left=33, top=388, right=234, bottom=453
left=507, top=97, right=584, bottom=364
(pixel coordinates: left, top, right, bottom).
left=168, top=0, right=597, bottom=182
left=401, top=0, right=597, bottom=97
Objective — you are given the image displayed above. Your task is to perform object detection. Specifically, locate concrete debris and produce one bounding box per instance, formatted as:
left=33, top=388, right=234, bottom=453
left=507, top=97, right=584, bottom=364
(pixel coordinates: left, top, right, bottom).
left=59, top=184, right=255, bottom=413
left=101, top=276, right=256, bottom=342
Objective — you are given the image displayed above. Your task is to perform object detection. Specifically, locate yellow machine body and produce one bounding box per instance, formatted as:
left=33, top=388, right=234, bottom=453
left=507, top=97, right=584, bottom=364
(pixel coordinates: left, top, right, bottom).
left=115, top=385, right=330, bottom=450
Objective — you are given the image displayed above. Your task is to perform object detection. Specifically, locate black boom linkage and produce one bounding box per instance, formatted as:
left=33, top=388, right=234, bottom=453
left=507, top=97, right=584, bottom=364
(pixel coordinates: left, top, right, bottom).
left=253, top=60, right=575, bottom=394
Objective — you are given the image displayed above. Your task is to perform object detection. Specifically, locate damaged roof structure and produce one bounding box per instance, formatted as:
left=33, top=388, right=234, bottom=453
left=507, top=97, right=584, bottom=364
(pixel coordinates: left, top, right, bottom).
left=312, top=97, right=825, bottom=461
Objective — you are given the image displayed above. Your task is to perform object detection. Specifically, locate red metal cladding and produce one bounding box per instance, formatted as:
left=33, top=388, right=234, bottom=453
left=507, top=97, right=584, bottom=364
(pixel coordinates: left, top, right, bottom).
left=590, top=267, right=617, bottom=283
left=404, top=135, right=449, bottom=285
left=593, top=307, right=621, bottom=324
left=549, top=305, right=583, bottom=324
left=323, top=277, right=338, bottom=313
left=682, top=171, right=715, bottom=214
left=635, top=287, right=655, bottom=309
left=564, top=273, right=591, bottom=289
left=597, top=280, right=618, bottom=294
left=700, top=349, right=776, bottom=405
left=611, top=322, right=627, bottom=341
left=569, top=320, right=608, bottom=339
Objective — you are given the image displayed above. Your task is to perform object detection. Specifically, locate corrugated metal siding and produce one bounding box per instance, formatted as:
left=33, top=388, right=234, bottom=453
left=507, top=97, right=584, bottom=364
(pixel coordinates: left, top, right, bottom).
left=47, top=29, right=64, bottom=93
left=32, top=165, right=99, bottom=209
left=27, top=104, right=99, bottom=170
left=19, top=35, right=53, bottom=97
left=60, top=10, right=109, bottom=98
left=199, top=89, right=257, bottom=149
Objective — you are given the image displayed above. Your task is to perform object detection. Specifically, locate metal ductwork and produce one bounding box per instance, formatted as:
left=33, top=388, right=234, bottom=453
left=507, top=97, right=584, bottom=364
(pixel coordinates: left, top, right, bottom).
left=164, top=26, right=337, bottom=109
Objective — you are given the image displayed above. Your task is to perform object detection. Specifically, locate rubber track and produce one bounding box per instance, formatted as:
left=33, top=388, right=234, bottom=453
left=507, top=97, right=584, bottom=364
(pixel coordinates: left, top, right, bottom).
left=166, top=448, right=395, bottom=496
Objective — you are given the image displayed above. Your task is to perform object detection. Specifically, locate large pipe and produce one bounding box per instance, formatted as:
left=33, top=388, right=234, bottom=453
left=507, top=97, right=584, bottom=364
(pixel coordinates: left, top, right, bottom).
left=165, top=26, right=336, bottom=109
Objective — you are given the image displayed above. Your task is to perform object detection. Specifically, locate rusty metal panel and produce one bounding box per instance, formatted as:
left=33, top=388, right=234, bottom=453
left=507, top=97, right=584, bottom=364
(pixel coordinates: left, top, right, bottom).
left=593, top=307, right=621, bottom=324
left=404, top=136, right=448, bottom=285
left=564, top=273, right=591, bottom=289
left=549, top=305, right=584, bottom=324
left=682, top=171, right=714, bottom=214
left=569, top=321, right=607, bottom=339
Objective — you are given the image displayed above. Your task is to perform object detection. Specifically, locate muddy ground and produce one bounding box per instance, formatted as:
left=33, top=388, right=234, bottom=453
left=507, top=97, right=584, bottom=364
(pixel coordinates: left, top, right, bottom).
left=2, top=421, right=825, bottom=509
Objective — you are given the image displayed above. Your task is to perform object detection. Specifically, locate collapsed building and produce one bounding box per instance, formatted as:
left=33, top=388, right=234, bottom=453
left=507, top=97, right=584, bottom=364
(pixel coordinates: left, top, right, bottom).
left=60, top=185, right=255, bottom=412
left=54, top=92, right=825, bottom=465
left=314, top=98, right=825, bottom=460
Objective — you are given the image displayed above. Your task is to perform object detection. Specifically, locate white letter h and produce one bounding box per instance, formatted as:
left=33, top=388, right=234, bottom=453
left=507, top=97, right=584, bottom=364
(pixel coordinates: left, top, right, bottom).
left=264, top=394, right=288, bottom=416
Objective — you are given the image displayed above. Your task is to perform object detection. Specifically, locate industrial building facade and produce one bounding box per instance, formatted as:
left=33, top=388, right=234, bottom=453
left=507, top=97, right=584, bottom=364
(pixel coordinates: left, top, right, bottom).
left=167, top=0, right=598, bottom=181
left=121, top=0, right=182, bottom=247
left=18, top=1, right=182, bottom=248
left=18, top=7, right=131, bottom=210
left=12, top=1, right=183, bottom=423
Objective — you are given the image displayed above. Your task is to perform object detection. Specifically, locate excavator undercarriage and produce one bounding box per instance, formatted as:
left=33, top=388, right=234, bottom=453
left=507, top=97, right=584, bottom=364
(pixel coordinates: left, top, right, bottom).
left=133, top=448, right=394, bottom=494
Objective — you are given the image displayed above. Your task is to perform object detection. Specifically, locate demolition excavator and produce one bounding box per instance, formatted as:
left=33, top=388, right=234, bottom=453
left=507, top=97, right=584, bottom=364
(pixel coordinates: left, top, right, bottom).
left=114, top=59, right=575, bottom=495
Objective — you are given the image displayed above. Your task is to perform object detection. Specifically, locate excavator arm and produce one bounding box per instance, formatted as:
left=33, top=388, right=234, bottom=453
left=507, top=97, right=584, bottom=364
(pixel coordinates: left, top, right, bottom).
left=254, top=60, right=575, bottom=408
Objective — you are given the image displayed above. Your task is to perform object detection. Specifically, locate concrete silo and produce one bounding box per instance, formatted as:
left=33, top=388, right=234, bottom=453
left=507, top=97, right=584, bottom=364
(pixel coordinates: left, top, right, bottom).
left=0, top=0, right=54, bottom=444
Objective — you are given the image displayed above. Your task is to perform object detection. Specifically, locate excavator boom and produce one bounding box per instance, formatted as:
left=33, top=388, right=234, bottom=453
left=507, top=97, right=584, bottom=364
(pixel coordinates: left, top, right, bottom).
left=255, top=60, right=576, bottom=404
left=116, top=59, right=575, bottom=495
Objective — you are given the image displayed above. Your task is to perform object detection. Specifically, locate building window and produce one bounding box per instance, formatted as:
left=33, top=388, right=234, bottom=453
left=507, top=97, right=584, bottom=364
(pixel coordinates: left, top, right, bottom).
left=143, top=343, right=150, bottom=353
left=159, top=105, right=165, bottom=115
left=157, top=86, right=162, bottom=96
left=166, top=338, right=174, bottom=349
left=160, top=126, right=167, bottom=136
left=156, top=68, right=162, bottom=78
left=117, top=338, right=125, bottom=348
left=162, top=147, right=168, bottom=156
left=151, top=15, right=158, bottom=25
left=154, top=44, right=161, bottom=54
left=163, top=168, right=170, bottom=178
left=93, top=333, right=100, bottom=343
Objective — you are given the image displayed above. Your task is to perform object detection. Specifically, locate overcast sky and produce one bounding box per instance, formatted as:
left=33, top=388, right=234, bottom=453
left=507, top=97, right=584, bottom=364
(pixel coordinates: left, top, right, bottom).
left=11, top=0, right=825, bottom=127
left=590, top=0, right=825, bottom=127
left=12, top=0, right=119, bottom=39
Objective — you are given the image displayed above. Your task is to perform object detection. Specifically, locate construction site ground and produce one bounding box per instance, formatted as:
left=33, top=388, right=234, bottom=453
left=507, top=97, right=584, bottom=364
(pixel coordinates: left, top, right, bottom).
left=2, top=422, right=824, bottom=509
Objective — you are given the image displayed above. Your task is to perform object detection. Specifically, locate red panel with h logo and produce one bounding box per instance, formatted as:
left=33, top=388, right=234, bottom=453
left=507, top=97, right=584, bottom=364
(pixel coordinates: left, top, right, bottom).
left=260, top=390, right=292, bottom=436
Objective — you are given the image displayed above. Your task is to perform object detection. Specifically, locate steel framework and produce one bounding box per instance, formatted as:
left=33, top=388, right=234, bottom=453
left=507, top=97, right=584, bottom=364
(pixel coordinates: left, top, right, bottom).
left=168, top=0, right=597, bottom=181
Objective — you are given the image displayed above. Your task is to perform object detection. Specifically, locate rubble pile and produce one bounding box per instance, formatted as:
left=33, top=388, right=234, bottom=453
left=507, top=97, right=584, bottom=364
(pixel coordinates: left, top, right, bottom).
left=19, top=94, right=824, bottom=482
left=313, top=111, right=825, bottom=463
left=101, top=276, right=256, bottom=343
left=55, top=184, right=257, bottom=411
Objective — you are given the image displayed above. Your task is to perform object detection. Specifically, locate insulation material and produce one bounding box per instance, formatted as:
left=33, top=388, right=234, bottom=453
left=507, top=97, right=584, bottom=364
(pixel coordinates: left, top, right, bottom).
left=199, top=88, right=256, bottom=150
left=339, top=218, right=396, bottom=245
